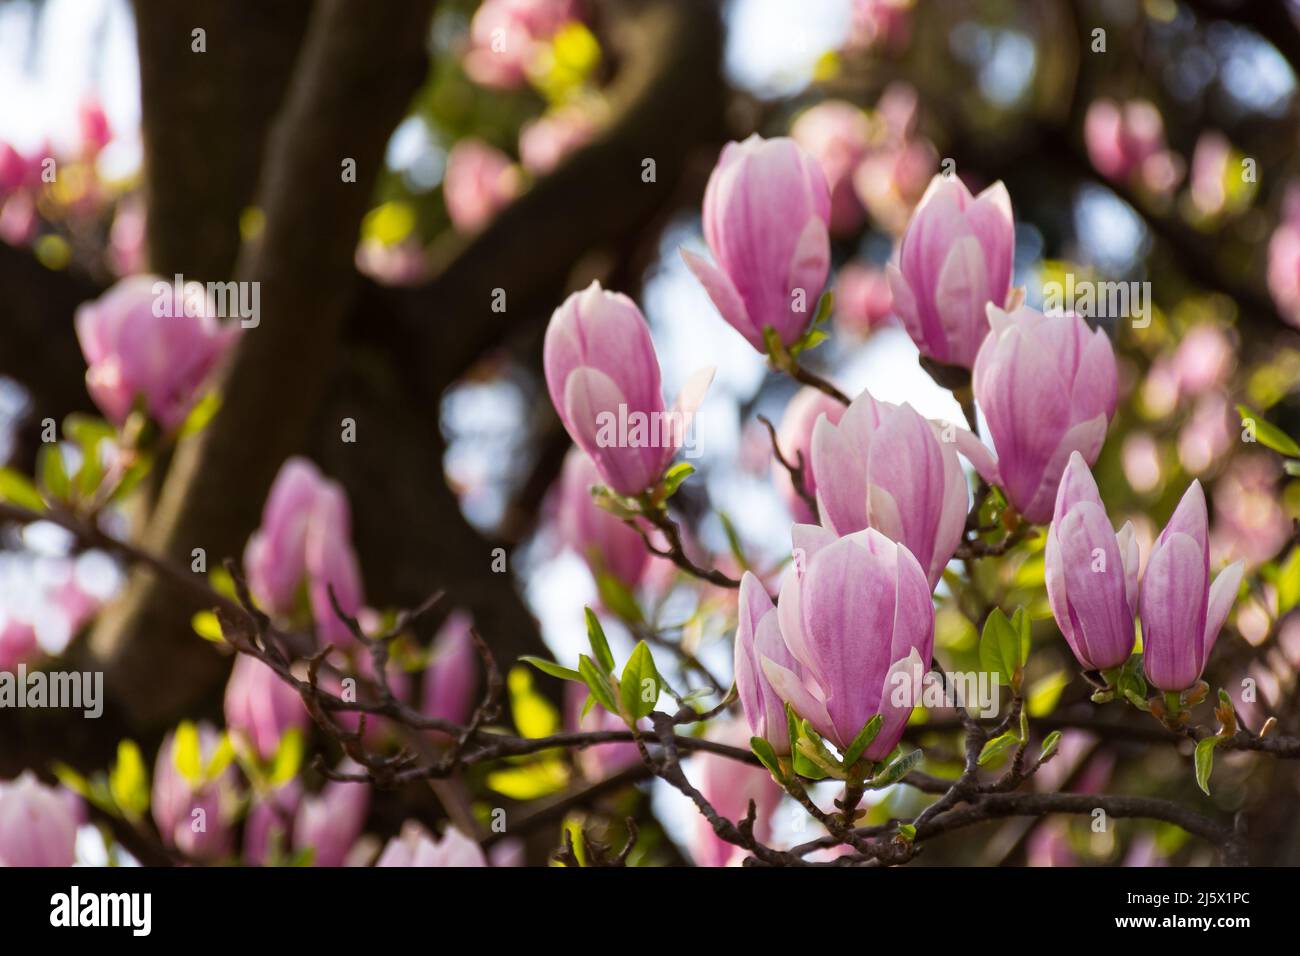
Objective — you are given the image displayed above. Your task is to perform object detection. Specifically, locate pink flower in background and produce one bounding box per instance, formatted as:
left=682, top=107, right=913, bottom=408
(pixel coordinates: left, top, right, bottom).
left=773, top=387, right=846, bottom=523
left=790, top=101, right=873, bottom=236
left=519, top=107, right=596, bottom=176
left=833, top=263, right=894, bottom=337
left=74, top=275, right=238, bottom=430
left=1121, top=432, right=1162, bottom=494
left=78, top=98, right=112, bottom=158
left=304, top=482, right=365, bottom=646
left=1171, top=324, right=1233, bottom=397
left=354, top=237, right=428, bottom=287
left=554, top=447, right=651, bottom=588
left=971, top=305, right=1118, bottom=523
left=443, top=138, right=520, bottom=232
left=1267, top=185, right=1300, bottom=327
left=565, top=682, right=640, bottom=779
left=845, top=0, right=913, bottom=54
left=376, top=821, right=487, bottom=867
left=1140, top=481, right=1244, bottom=692
left=244, top=457, right=366, bottom=644
left=462, top=0, right=582, bottom=90
left=108, top=196, right=147, bottom=276
left=0, top=615, right=38, bottom=670
left=0, top=142, right=26, bottom=199
left=421, top=610, right=479, bottom=727
left=1177, top=393, right=1232, bottom=475
left=1211, top=455, right=1290, bottom=567
left=762, top=525, right=933, bottom=757
left=543, top=281, right=712, bottom=495
left=242, top=782, right=301, bottom=865
left=223, top=655, right=309, bottom=761
left=853, top=138, right=938, bottom=235
left=688, top=720, right=782, bottom=866
left=887, top=174, right=1015, bottom=368
left=812, top=389, right=971, bottom=588
left=152, top=723, right=241, bottom=862
left=682, top=135, right=832, bottom=351
left=1189, top=131, right=1232, bottom=217
left=293, top=776, right=370, bottom=867
left=1045, top=453, right=1139, bottom=672
left=1084, top=98, right=1183, bottom=194
left=0, top=772, right=79, bottom=867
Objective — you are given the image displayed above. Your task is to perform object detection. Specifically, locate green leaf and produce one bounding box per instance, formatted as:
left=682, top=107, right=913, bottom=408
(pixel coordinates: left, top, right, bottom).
left=178, top=391, right=222, bottom=440
left=269, top=727, right=304, bottom=787
left=519, top=656, right=584, bottom=683
left=979, top=609, right=1022, bottom=685
left=868, top=748, right=923, bottom=788
left=1194, top=736, right=1219, bottom=795
left=172, top=721, right=204, bottom=786
left=1027, top=670, right=1069, bottom=717
left=660, top=462, right=694, bottom=499
left=795, top=721, right=846, bottom=780
left=37, top=444, right=70, bottom=502
left=205, top=733, right=236, bottom=781
left=578, top=654, right=619, bottom=714
left=1039, top=730, right=1062, bottom=762
left=717, top=511, right=751, bottom=572
left=1237, top=404, right=1300, bottom=458
left=750, top=736, right=782, bottom=777
left=584, top=607, right=616, bottom=674
left=619, top=641, right=660, bottom=721
left=508, top=666, right=560, bottom=738
left=896, top=822, right=917, bottom=842
left=977, top=731, right=1021, bottom=767
left=108, top=740, right=149, bottom=820
left=1278, top=548, right=1300, bottom=616
left=842, top=714, right=883, bottom=768
left=595, top=572, right=643, bottom=624
left=1118, top=655, right=1147, bottom=701
left=0, top=467, right=45, bottom=512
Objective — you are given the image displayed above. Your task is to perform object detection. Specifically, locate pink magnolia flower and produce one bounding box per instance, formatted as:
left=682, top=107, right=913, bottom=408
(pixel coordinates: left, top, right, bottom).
left=78, top=98, right=111, bottom=157
left=1140, top=481, right=1244, bottom=692
left=421, top=610, right=479, bottom=727
left=1189, top=131, right=1231, bottom=217
left=688, top=720, right=782, bottom=867
left=74, top=275, right=238, bottom=430
left=790, top=101, right=873, bottom=236
left=242, top=782, right=302, bottom=865
left=519, top=107, right=596, bottom=176
left=971, top=305, right=1119, bottom=523
left=762, top=525, right=933, bottom=758
left=554, top=447, right=651, bottom=588
left=0, top=142, right=27, bottom=199
left=1045, top=453, right=1139, bottom=672
left=304, top=482, right=364, bottom=646
left=244, top=458, right=365, bottom=644
left=375, top=821, right=487, bottom=866
left=151, top=723, right=241, bottom=862
left=773, top=387, right=846, bottom=524
left=293, top=777, right=370, bottom=867
left=1171, top=324, right=1233, bottom=397
left=0, top=772, right=79, bottom=867
left=846, top=0, right=913, bottom=54
left=543, top=281, right=711, bottom=495
left=681, top=135, right=832, bottom=351
left=834, top=263, right=894, bottom=337
left=443, top=138, right=520, bottom=233
left=462, top=0, right=581, bottom=90
left=0, top=615, right=38, bottom=670
left=1267, top=186, right=1300, bottom=328
left=223, top=655, right=309, bottom=761
left=1084, top=98, right=1180, bottom=191
left=1211, top=455, right=1290, bottom=567
left=812, top=389, right=972, bottom=589
left=733, top=572, right=800, bottom=753
left=886, top=174, right=1015, bottom=368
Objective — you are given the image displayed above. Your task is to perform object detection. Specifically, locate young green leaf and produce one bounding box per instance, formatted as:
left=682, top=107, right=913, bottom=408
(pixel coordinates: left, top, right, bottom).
left=842, top=714, right=884, bottom=768
left=0, top=467, right=45, bottom=512
left=750, top=737, right=782, bottom=778
left=595, top=572, right=643, bottom=624
left=1039, top=730, right=1062, bottom=761
left=108, top=740, right=149, bottom=820
left=1194, top=736, right=1219, bottom=795
left=584, top=607, right=616, bottom=674
left=868, top=748, right=923, bottom=788
left=979, top=609, right=1021, bottom=684
left=578, top=654, right=619, bottom=714
left=520, top=655, right=584, bottom=684
left=172, top=721, right=204, bottom=785
left=1238, top=404, right=1300, bottom=458
left=977, top=731, right=1021, bottom=767
left=660, top=462, right=695, bottom=499
left=619, top=641, right=660, bottom=720
left=38, top=444, right=70, bottom=502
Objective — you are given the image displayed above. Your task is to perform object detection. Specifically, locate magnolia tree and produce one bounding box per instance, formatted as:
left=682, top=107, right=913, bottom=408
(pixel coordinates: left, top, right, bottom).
left=1, top=0, right=1299, bottom=869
